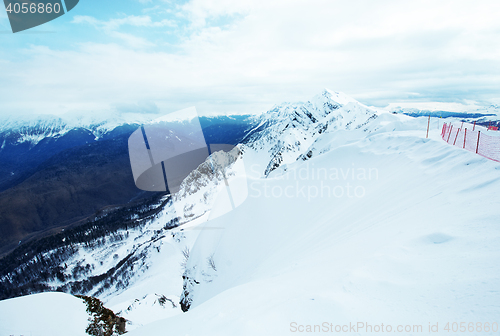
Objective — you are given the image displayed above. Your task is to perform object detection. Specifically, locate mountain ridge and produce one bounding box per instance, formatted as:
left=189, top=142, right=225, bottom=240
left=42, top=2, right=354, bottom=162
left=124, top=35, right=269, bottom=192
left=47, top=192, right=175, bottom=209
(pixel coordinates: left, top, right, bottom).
left=1, top=89, right=499, bottom=336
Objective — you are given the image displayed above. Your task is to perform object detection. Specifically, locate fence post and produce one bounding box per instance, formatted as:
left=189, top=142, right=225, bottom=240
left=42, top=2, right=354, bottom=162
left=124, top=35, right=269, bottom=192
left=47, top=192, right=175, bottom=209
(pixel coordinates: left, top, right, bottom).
left=461, top=121, right=464, bottom=129
left=473, top=121, right=476, bottom=131
left=426, top=115, right=430, bottom=138
left=476, top=131, right=481, bottom=154
left=441, top=123, right=446, bottom=138
left=447, top=125, right=454, bottom=143
left=453, top=128, right=460, bottom=145
left=463, top=128, right=467, bottom=149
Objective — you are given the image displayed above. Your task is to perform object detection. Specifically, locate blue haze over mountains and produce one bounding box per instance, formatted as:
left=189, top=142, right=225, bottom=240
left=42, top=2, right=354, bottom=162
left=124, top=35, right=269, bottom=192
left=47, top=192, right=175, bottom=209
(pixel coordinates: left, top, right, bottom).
left=0, top=115, right=257, bottom=256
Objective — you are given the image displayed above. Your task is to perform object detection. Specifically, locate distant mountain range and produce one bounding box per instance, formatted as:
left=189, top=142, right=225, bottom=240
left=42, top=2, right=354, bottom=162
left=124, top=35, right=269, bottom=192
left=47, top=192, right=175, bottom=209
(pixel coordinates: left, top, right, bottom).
left=388, top=105, right=500, bottom=127
left=1, top=91, right=499, bottom=335
left=0, top=113, right=257, bottom=256
left=0, top=89, right=385, bottom=302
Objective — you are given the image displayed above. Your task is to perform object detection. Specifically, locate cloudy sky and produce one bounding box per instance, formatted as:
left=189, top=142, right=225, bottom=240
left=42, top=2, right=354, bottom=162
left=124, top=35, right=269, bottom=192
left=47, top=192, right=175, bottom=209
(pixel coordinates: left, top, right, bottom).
left=1, top=0, right=499, bottom=117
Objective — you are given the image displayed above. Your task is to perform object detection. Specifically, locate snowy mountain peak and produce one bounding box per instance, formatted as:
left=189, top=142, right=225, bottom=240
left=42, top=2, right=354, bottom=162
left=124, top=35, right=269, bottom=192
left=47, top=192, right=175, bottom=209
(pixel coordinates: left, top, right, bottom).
left=315, top=88, right=359, bottom=106
left=4, top=88, right=500, bottom=336
left=243, top=89, right=378, bottom=176
left=0, top=111, right=160, bottom=145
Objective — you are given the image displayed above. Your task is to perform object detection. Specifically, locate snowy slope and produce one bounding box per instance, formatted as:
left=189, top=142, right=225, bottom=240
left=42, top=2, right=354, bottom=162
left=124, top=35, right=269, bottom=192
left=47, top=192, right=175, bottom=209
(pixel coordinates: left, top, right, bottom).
left=3, top=90, right=499, bottom=335
left=244, top=89, right=378, bottom=177
left=123, top=93, right=500, bottom=335
left=0, top=292, right=88, bottom=336
left=127, top=122, right=500, bottom=335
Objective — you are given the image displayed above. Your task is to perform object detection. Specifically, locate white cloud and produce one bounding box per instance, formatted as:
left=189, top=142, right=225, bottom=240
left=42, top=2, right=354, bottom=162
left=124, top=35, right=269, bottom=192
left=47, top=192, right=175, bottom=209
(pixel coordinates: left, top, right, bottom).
left=108, top=31, right=156, bottom=48
left=71, top=15, right=100, bottom=26
left=72, top=14, right=177, bottom=30
left=178, top=0, right=251, bottom=29
left=2, top=0, right=500, bottom=117
left=72, top=14, right=176, bottom=47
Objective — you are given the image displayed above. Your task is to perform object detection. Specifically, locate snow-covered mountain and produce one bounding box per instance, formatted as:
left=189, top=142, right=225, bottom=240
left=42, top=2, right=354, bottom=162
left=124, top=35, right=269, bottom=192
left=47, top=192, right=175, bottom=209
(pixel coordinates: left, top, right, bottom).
left=1, top=89, right=499, bottom=336
left=0, top=111, right=256, bottom=257
left=0, top=111, right=155, bottom=194
left=243, top=90, right=378, bottom=176
left=387, top=103, right=500, bottom=124
left=0, top=111, right=158, bottom=145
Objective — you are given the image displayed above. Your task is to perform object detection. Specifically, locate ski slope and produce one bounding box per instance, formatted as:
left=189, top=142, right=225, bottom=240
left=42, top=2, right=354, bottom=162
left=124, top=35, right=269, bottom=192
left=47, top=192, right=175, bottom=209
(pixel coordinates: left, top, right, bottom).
left=1, top=91, right=499, bottom=336
left=0, top=292, right=88, bottom=336
left=124, top=114, right=500, bottom=335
